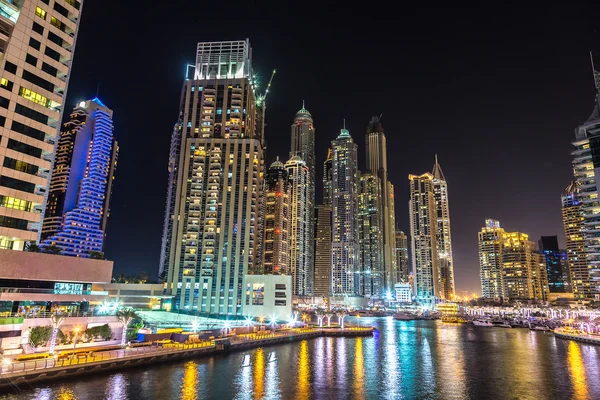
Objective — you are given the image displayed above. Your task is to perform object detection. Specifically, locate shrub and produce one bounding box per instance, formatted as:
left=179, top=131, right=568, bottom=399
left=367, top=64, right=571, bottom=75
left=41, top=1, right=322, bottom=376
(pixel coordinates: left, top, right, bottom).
left=29, top=326, right=52, bottom=348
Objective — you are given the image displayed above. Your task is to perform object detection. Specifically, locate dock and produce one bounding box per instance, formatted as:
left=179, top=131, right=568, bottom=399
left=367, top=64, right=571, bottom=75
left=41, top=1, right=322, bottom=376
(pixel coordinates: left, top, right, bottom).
left=553, top=328, right=600, bottom=345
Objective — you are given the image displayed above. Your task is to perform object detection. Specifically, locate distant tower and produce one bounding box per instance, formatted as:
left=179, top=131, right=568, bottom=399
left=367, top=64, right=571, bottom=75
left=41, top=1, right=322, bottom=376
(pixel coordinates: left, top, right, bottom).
left=432, top=155, right=456, bottom=300
left=41, top=99, right=117, bottom=257
left=502, top=231, right=536, bottom=299
left=408, top=173, right=438, bottom=306
left=331, top=126, right=359, bottom=295
left=323, top=149, right=333, bottom=206
left=365, top=117, right=397, bottom=292
left=286, top=156, right=312, bottom=296
left=561, top=181, right=592, bottom=298
left=290, top=104, right=315, bottom=296
left=395, top=230, right=409, bottom=283
left=314, top=205, right=332, bottom=298
left=478, top=219, right=505, bottom=299
left=358, top=172, right=384, bottom=297
left=263, top=158, right=290, bottom=275
left=567, top=53, right=600, bottom=297
left=538, top=236, right=570, bottom=294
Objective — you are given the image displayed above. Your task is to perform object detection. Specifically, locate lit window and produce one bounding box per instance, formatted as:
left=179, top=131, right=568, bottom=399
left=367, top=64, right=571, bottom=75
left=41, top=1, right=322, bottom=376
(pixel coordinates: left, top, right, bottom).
left=18, top=87, right=51, bottom=107
left=35, top=7, right=46, bottom=19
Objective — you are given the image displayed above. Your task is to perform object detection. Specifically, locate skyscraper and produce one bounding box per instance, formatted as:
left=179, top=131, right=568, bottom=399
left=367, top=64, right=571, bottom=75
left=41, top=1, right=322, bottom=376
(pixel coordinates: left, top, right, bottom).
left=395, top=230, right=409, bottom=284
left=331, top=127, right=359, bottom=295
left=263, top=158, right=290, bottom=275
left=314, top=204, right=332, bottom=298
left=41, top=98, right=117, bottom=256
left=538, top=236, right=570, bottom=294
left=478, top=219, right=505, bottom=299
left=569, top=63, right=600, bottom=298
left=162, top=39, right=263, bottom=314
left=0, top=0, right=83, bottom=250
left=531, top=252, right=550, bottom=301
left=561, top=181, right=592, bottom=298
left=432, top=155, right=455, bottom=300
left=365, top=117, right=396, bottom=292
left=502, top=231, right=535, bottom=300
left=289, top=104, right=315, bottom=294
left=323, top=149, right=333, bottom=206
left=408, top=173, right=438, bottom=305
left=285, top=156, right=311, bottom=296
left=358, top=172, right=384, bottom=297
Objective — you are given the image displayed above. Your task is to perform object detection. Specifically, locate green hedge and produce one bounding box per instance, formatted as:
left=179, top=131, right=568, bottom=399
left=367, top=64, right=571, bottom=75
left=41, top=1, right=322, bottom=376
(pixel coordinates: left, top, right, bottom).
left=0, top=317, right=24, bottom=325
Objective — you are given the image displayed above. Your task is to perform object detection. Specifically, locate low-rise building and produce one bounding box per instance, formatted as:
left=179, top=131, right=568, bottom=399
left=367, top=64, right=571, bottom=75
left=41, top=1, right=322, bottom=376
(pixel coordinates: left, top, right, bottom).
left=243, top=275, right=292, bottom=322
left=395, top=283, right=412, bottom=303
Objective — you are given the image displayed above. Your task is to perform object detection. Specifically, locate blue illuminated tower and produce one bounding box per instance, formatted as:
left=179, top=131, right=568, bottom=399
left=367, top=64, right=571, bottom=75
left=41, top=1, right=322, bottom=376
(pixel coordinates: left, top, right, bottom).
left=41, top=98, right=118, bottom=257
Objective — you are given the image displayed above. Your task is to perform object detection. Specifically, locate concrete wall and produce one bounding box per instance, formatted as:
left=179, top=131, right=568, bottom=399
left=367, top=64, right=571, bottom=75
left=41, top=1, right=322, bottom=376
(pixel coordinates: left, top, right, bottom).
left=0, top=249, right=113, bottom=283
left=242, top=275, right=292, bottom=321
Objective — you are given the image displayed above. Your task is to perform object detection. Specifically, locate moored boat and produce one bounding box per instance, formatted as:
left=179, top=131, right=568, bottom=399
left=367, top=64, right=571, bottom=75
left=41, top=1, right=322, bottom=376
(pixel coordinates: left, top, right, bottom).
left=473, top=318, right=493, bottom=327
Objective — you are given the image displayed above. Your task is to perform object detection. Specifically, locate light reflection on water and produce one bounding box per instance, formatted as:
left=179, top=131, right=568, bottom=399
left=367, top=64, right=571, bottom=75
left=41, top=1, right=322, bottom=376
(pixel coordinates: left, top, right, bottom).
left=3, top=319, right=600, bottom=400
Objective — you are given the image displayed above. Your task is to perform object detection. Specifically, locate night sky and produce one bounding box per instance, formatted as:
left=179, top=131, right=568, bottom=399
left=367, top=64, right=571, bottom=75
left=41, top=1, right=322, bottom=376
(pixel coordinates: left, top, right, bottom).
left=64, top=3, right=600, bottom=294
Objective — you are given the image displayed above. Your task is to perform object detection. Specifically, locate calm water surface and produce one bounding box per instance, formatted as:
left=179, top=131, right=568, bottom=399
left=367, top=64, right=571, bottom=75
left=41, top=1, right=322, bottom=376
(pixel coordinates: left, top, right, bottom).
left=2, top=318, right=600, bottom=399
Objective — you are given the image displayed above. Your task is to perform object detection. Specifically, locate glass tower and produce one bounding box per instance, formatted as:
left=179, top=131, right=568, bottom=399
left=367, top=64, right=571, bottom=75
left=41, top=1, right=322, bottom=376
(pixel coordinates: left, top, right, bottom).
left=41, top=98, right=117, bottom=257
left=358, top=172, right=384, bottom=297
left=0, top=0, right=83, bottom=250
left=538, top=236, right=570, bottom=293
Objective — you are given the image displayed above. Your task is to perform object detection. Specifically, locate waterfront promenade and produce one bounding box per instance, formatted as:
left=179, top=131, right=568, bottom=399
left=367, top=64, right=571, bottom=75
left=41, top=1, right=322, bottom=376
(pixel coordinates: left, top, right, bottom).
left=0, top=326, right=373, bottom=389
left=554, top=327, right=600, bottom=345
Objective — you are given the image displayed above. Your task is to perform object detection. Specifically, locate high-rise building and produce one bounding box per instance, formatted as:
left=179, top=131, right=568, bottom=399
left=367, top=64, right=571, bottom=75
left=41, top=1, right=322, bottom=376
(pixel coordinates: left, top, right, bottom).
left=331, top=127, right=359, bottom=295
left=432, top=155, right=455, bottom=300
left=569, top=64, right=600, bottom=298
left=41, top=98, right=117, bottom=256
left=531, top=252, right=550, bottom=301
left=262, top=158, right=290, bottom=275
left=0, top=0, right=83, bottom=251
left=478, top=219, right=505, bottom=299
left=285, top=156, right=311, bottom=296
left=162, top=40, right=263, bottom=314
left=395, top=230, right=409, bottom=284
left=323, top=149, right=333, bottom=206
left=538, top=236, right=570, bottom=293
left=314, top=204, right=332, bottom=298
left=365, top=117, right=396, bottom=292
left=289, top=104, right=315, bottom=294
left=358, top=172, right=384, bottom=297
left=561, top=181, right=592, bottom=298
left=408, top=173, right=438, bottom=305
left=502, top=231, right=535, bottom=300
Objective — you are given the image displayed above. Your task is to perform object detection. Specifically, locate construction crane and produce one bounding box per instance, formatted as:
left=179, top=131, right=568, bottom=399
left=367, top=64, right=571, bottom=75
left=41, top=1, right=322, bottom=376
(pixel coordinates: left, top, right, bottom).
left=256, top=69, right=276, bottom=108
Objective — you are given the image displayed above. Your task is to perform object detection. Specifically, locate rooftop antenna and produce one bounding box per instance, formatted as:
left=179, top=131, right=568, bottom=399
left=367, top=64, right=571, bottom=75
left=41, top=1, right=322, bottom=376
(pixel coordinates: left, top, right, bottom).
left=95, top=82, right=100, bottom=98
left=435, top=153, right=438, bottom=164
left=591, top=51, right=600, bottom=91
left=302, top=99, right=305, bottom=109
left=343, top=118, right=346, bottom=129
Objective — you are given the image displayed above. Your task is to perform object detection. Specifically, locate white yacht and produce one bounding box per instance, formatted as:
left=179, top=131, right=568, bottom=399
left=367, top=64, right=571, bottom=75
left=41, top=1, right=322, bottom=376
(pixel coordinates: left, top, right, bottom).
left=472, top=318, right=493, bottom=327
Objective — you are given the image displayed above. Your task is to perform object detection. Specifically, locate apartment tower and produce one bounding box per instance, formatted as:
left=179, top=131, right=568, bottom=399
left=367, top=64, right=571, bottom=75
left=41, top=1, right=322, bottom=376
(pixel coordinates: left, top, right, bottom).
left=314, top=204, right=332, bottom=298
left=0, top=0, right=83, bottom=250
left=538, top=236, right=570, bottom=294
left=331, top=127, right=359, bottom=295
left=478, top=219, right=505, bottom=299
left=358, top=172, right=384, bottom=297
left=262, top=158, right=290, bottom=275
left=41, top=98, right=117, bottom=256
left=162, top=40, right=263, bottom=314
left=408, top=173, right=438, bottom=305
left=395, top=230, right=409, bottom=284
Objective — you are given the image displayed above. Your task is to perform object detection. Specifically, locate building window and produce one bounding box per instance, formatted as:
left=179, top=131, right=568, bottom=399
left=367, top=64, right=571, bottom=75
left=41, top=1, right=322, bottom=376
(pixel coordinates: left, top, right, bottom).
left=41, top=62, right=58, bottom=77
left=19, top=87, right=50, bottom=108
left=0, top=95, right=9, bottom=109
left=275, top=284, right=286, bottom=290
left=0, top=176, right=35, bottom=194
left=4, top=61, right=17, bottom=74
left=29, top=38, right=41, bottom=51
left=0, top=78, right=13, bottom=91
left=50, top=17, right=65, bottom=32
left=35, top=7, right=47, bottom=20
left=22, top=70, right=54, bottom=92
left=0, top=196, right=33, bottom=212
left=275, top=300, right=286, bottom=306
left=44, top=46, right=61, bottom=62
left=3, top=157, right=39, bottom=175
left=11, top=121, right=46, bottom=141
left=25, top=53, right=38, bottom=67
left=14, top=103, right=49, bottom=125
left=32, top=22, right=44, bottom=35
left=47, top=31, right=64, bottom=47
left=251, top=283, right=264, bottom=305
left=7, top=138, right=43, bottom=158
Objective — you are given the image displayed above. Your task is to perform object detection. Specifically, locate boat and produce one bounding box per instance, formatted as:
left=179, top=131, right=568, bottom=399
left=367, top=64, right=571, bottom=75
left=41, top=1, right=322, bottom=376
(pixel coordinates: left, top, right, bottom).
left=493, top=321, right=512, bottom=328
left=531, top=325, right=551, bottom=332
left=472, top=318, right=493, bottom=327
left=393, top=311, right=418, bottom=321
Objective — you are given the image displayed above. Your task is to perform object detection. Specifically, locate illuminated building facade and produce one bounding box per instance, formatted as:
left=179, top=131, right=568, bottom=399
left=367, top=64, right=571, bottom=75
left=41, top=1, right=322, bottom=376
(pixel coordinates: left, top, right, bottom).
left=358, top=172, right=384, bottom=297
left=569, top=66, right=600, bottom=298
left=313, top=204, right=332, bottom=298
left=538, top=235, right=570, bottom=293
left=41, top=98, right=117, bottom=256
left=162, top=40, right=264, bottom=314
left=285, top=156, right=311, bottom=296
left=0, top=0, right=83, bottom=250
left=478, top=219, right=505, bottom=299
left=289, top=105, right=315, bottom=295
left=331, top=127, right=359, bottom=295
left=531, top=251, right=550, bottom=301
left=365, top=117, right=396, bottom=292
left=395, top=230, right=409, bottom=284
left=262, top=158, right=290, bottom=275
left=432, top=155, right=455, bottom=300
left=408, top=173, right=438, bottom=305
left=323, top=149, right=333, bottom=206
left=501, top=231, right=535, bottom=300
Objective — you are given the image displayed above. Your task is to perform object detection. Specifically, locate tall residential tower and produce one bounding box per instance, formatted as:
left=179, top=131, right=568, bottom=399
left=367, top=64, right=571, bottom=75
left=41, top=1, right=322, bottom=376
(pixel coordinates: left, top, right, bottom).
left=41, top=98, right=117, bottom=256
left=262, top=159, right=290, bottom=275
left=358, top=172, right=384, bottom=297
left=478, top=219, right=505, bottom=299
left=0, top=0, right=83, bottom=250
left=162, top=40, right=263, bottom=314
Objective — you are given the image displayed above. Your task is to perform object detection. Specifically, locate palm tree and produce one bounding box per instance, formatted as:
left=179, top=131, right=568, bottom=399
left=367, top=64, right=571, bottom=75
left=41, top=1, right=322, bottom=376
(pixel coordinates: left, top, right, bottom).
left=325, top=313, right=334, bottom=328
left=116, top=308, right=138, bottom=346
left=336, top=311, right=347, bottom=329
left=136, top=272, right=149, bottom=284
left=43, top=244, right=62, bottom=255
left=88, top=251, right=104, bottom=260
left=315, top=310, right=325, bottom=328
left=24, top=242, right=40, bottom=252
left=49, top=313, right=65, bottom=354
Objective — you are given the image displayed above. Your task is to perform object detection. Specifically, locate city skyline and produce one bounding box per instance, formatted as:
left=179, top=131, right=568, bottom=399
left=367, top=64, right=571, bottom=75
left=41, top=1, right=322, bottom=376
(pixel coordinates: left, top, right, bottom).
left=61, top=3, right=599, bottom=294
